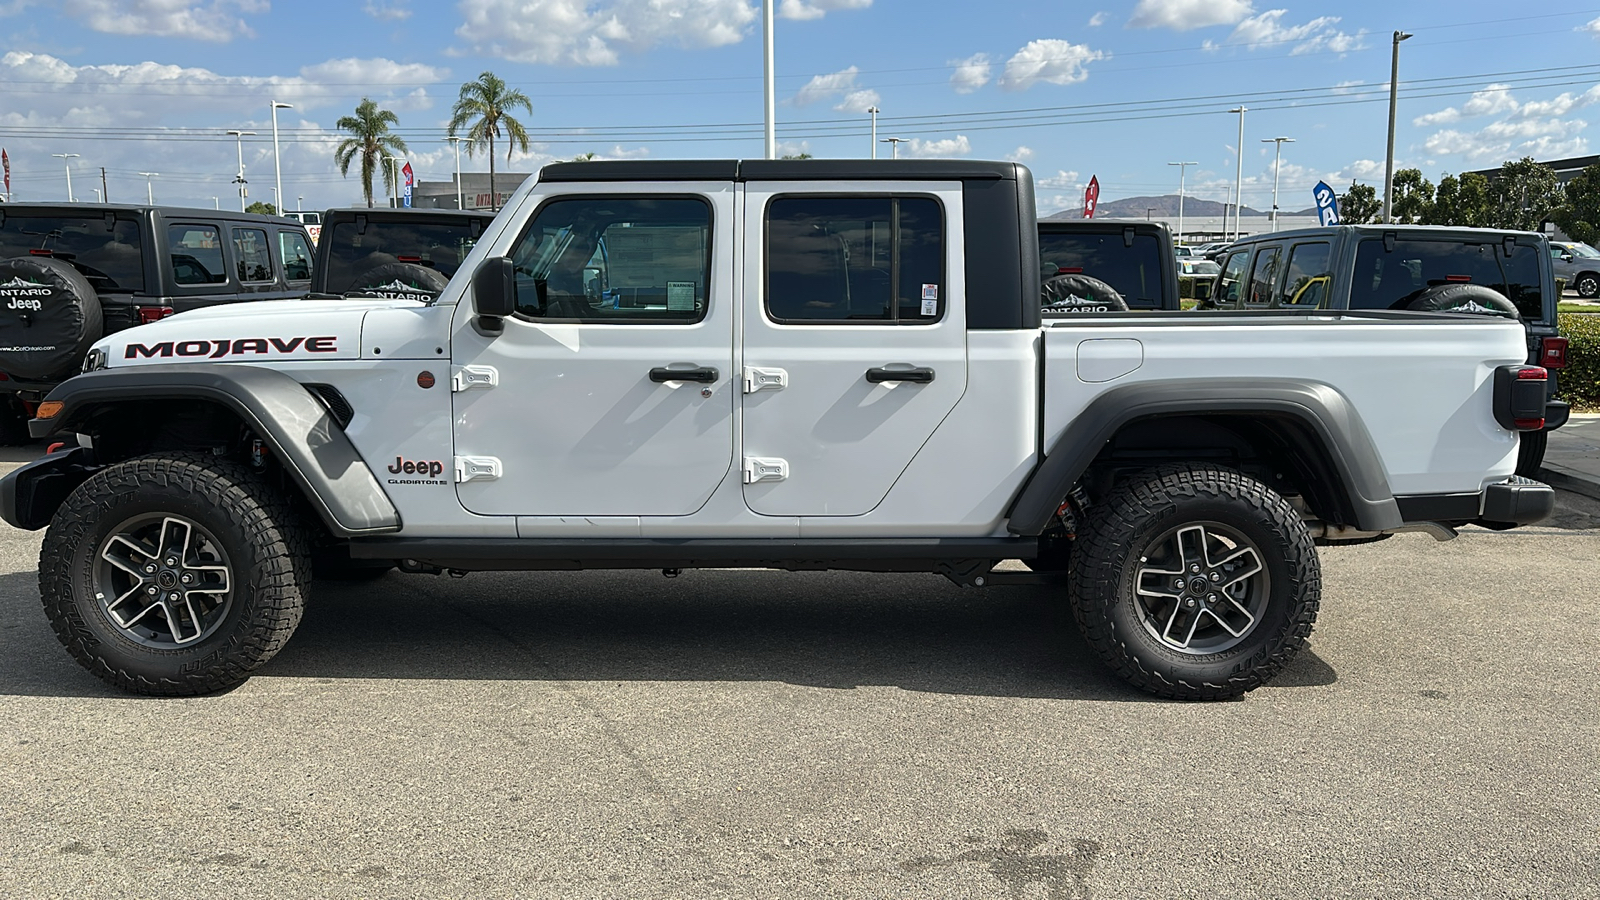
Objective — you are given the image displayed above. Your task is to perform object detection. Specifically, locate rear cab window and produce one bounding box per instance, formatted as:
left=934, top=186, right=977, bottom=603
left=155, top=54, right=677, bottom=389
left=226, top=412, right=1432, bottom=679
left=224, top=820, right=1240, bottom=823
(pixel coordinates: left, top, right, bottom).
left=278, top=231, right=314, bottom=283
left=1038, top=228, right=1166, bottom=309
left=0, top=213, right=145, bottom=294
left=321, top=218, right=481, bottom=293
left=1350, top=236, right=1546, bottom=322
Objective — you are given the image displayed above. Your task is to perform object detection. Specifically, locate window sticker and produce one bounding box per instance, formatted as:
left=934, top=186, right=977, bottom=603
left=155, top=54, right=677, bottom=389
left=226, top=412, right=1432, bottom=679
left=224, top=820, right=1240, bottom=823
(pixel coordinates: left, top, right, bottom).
left=921, top=298, right=938, bottom=316
left=666, top=281, right=696, bottom=311
left=922, top=283, right=939, bottom=300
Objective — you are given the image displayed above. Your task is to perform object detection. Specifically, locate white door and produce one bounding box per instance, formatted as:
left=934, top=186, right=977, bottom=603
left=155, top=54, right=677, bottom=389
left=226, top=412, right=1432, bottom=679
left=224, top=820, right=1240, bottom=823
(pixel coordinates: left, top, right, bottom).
left=451, top=186, right=736, bottom=517
left=740, top=183, right=968, bottom=516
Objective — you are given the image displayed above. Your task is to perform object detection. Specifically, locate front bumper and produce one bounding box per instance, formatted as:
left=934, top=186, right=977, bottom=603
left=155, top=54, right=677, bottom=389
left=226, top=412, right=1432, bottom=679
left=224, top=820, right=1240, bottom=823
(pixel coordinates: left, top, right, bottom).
left=0, top=446, right=95, bottom=531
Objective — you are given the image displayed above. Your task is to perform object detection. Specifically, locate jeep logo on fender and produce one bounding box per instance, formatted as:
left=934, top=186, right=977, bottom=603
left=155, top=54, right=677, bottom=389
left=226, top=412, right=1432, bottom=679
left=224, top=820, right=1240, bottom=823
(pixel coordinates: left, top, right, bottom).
left=124, top=336, right=338, bottom=359
left=386, top=457, right=447, bottom=486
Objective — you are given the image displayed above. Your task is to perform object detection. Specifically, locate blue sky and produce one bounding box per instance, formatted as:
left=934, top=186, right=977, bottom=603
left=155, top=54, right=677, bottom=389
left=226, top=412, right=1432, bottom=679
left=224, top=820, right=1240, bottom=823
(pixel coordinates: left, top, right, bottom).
left=1, top=0, right=1598, bottom=214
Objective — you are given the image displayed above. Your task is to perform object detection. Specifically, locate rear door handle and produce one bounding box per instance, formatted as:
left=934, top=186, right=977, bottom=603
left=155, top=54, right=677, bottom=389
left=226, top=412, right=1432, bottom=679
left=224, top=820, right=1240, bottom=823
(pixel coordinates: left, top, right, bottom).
left=865, top=366, right=935, bottom=384
left=650, top=366, right=718, bottom=384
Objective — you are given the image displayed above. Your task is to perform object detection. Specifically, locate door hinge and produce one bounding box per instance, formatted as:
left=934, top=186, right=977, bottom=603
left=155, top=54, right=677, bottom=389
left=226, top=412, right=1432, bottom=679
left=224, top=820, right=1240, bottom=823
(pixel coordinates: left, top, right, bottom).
left=454, top=455, right=502, bottom=483
left=742, top=366, right=788, bottom=394
left=451, top=364, right=499, bottom=392
left=742, top=457, right=789, bottom=484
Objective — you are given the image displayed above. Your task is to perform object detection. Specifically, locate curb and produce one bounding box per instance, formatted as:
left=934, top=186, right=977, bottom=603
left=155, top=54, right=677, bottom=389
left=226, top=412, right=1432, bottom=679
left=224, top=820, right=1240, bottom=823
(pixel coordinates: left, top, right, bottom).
left=1539, top=463, right=1600, bottom=502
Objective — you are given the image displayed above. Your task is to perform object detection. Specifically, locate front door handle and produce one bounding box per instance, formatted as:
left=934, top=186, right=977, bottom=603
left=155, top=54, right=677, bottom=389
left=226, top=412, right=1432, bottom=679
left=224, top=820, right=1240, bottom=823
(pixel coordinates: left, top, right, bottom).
left=650, top=366, right=719, bottom=384
left=865, top=366, right=935, bottom=384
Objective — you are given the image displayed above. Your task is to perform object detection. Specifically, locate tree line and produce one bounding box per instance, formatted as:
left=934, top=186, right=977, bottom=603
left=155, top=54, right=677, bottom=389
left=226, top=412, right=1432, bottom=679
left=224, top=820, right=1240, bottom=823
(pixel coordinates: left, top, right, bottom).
left=1337, top=158, right=1600, bottom=245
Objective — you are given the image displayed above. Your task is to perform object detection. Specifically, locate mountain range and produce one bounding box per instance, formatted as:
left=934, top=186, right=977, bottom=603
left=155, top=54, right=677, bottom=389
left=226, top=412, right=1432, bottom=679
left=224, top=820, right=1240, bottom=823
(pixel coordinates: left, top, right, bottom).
left=1047, top=194, right=1318, bottom=220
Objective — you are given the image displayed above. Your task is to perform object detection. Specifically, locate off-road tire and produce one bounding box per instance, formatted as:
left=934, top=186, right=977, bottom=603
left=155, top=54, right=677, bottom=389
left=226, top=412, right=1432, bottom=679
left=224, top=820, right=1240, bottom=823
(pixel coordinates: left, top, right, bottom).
left=1041, top=273, right=1128, bottom=313
left=1404, top=283, right=1518, bottom=318
left=344, top=262, right=450, bottom=301
left=1067, top=464, right=1320, bottom=701
left=1515, top=429, right=1548, bottom=479
left=39, top=453, right=310, bottom=695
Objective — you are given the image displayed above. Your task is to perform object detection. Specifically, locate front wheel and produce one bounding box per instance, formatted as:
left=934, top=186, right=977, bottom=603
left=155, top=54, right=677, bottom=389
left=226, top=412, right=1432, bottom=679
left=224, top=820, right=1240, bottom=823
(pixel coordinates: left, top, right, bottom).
left=39, top=453, right=309, bottom=695
left=1067, top=464, right=1320, bottom=700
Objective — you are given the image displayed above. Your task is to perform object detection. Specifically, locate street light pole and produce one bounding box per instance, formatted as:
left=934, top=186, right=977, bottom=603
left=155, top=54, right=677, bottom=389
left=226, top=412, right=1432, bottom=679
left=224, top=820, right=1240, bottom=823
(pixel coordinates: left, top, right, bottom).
left=384, top=156, right=401, bottom=207
left=1382, top=30, right=1413, bottom=224
left=867, top=106, right=879, bottom=159
left=271, top=101, right=292, bottom=217
left=226, top=129, right=256, bottom=211
left=52, top=153, right=79, bottom=201
left=1228, top=106, right=1246, bottom=240
left=138, top=172, right=159, bottom=205
left=1167, top=161, right=1197, bottom=245
left=1261, top=137, right=1295, bottom=231
left=447, top=136, right=465, bottom=209
left=880, top=137, right=907, bottom=159
left=763, top=0, right=775, bottom=160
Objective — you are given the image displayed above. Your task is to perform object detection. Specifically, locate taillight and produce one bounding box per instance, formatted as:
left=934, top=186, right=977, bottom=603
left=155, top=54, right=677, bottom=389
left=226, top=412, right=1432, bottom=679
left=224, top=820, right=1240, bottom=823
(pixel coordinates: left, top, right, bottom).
left=1057, top=266, right=1083, bottom=274
left=136, top=305, right=174, bottom=324
left=1540, top=336, right=1568, bottom=369
left=1494, top=364, right=1547, bottom=431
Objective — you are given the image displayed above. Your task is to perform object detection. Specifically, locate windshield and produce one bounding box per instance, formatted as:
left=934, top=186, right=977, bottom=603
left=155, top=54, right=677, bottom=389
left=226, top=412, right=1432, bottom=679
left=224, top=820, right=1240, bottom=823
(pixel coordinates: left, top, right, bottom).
left=1038, top=230, right=1166, bottom=309
left=0, top=214, right=145, bottom=293
left=321, top=218, right=479, bottom=292
left=1567, top=243, right=1600, bottom=259
left=1350, top=237, right=1544, bottom=321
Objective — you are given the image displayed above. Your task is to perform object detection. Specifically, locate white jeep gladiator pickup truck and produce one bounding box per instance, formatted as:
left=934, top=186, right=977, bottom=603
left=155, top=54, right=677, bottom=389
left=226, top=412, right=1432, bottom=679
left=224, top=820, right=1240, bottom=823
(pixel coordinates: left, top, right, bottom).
left=0, top=159, right=1555, bottom=700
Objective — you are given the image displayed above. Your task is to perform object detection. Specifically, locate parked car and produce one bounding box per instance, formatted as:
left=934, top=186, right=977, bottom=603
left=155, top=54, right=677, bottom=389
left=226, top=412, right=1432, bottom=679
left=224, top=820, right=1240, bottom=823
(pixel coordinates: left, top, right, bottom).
left=1037, top=219, right=1179, bottom=311
left=5, top=160, right=1551, bottom=702
left=1549, top=240, right=1600, bottom=299
left=1203, top=225, right=1568, bottom=476
left=1196, top=241, right=1234, bottom=261
left=1173, top=245, right=1199, bottom=258
left=0, top=203, right=314, bottom=442
left=1177, top=258, right=1221, bottom=300
left=310, top=207, right=495, bottom=302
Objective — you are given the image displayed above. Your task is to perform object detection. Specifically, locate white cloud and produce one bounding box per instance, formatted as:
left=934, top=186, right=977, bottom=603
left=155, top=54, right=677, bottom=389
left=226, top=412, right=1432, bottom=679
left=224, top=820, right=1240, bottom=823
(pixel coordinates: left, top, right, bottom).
left=362, top=0, right=411, bottom=20
left=1215, top=10, right=1363, bottom=55
left=454, top=0, right=756, bottom=66
left=793, top=66, right=868, bottom=107
left=776, top=139, right=811, bottom=158
left=57, top=0, right=267, bottom=42
left=1414, top=83, right=1518, bottom=126
left=1088, top=11, right=1106, bottom=26
left=1037, top=170, right=1081, bottom=189
left=1581, top=16, right=1600, bottom=38
left=1332, top=80, right=1363, bottom=94
left=1128, top=0, right=1253, bottom=31
left=999, top=39, right=1106, bottom=91
left=1424, top=118, right=1589, bottom=163
left=834, top=89, right=879, bottom=114
left=948, top=53, right=991, bottom=94
left=778, top=0, right=870, bottom=20
left=1009, top=146, right=1034, bottom=161
left=905, top=135, right=971, bottom=158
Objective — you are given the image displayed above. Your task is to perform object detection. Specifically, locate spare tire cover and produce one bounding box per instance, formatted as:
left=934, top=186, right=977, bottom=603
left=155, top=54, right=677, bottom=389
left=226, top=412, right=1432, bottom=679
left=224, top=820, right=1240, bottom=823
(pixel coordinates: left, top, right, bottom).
left=1041, top=273, right=1128, bottom=313
left=0, top=256, right=103, bottom=381
left=344, top=262, right=450, bottom=301
left=1404, top=283, right=1519, bottom=318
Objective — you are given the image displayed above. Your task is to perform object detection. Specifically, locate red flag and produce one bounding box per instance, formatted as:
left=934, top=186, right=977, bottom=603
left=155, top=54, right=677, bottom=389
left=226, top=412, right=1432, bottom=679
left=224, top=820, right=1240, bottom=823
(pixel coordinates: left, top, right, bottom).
left=402, top=161, right=414, bottom=187
left=2, top=149, right=9, bottom=196
left=1082, top=175, right=1099, bottom=219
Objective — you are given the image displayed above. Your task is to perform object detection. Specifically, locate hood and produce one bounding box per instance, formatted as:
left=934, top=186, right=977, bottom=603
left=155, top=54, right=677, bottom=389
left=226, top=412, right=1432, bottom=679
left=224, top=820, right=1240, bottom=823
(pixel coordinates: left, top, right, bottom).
left=96, top=297, right=425, bottom=368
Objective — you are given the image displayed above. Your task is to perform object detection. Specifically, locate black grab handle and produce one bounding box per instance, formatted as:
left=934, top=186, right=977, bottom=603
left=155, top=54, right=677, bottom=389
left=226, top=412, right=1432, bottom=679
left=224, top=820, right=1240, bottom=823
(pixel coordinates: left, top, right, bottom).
left=865, top=366, right=935, bottom=384
left=649, top=366, right=719, bottom=384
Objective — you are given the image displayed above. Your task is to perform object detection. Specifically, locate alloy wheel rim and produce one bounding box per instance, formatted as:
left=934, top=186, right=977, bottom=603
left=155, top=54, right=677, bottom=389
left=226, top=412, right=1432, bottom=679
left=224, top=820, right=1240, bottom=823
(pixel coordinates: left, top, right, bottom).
left=92, top=514, right=234, bottom=648
left=1133, top=521, right=1270, bottom=655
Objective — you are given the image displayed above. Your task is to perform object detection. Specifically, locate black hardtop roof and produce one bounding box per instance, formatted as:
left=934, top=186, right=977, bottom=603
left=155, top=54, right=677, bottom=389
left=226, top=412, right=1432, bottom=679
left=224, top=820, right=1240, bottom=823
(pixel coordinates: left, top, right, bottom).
left=537, top=159, right=1027, bottom=183
left=1229, top=223, right=1546, bottom=245
left=0, top=201, right=303, bottom=226
left=321, top=207, right=493, bottom=220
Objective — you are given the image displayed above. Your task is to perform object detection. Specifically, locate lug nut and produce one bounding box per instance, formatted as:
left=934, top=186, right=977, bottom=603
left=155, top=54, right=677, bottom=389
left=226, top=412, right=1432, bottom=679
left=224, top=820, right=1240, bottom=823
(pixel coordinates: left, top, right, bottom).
left=1206, top=593, right=1217, bottom=603
left=1209, top=571, right=1221, bottom=582
left=144, top=564, right=158, bottom=575
left=1185, top=598, right=1197, bottom=608
left=1173, top=578, right=1185, bottom=589
left=145, top=585, right=158, bottom=596
left=180, top=573, right=193, bottom=585
left=167, top=593, right=181, bottom=603
left=1190, top=564, right=1201, bottom=574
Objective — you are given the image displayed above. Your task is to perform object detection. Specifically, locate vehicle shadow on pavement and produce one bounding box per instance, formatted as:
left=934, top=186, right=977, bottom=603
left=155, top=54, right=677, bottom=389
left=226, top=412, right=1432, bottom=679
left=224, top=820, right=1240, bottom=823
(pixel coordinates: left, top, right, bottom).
left=259, top=568, right=1339, bottom=702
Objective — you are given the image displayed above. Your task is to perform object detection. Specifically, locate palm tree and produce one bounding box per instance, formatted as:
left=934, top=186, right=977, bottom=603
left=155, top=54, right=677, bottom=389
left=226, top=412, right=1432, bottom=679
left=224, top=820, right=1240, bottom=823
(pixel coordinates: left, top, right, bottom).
left=448, top=72, right=532, bottom=211
left=334, top=98, right=408, bottom=208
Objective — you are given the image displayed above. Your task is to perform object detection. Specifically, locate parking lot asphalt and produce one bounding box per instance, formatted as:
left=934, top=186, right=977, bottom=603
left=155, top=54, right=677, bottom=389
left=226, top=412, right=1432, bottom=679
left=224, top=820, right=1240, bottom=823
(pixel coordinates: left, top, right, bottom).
left=0, top=451, right=1596, bottom=899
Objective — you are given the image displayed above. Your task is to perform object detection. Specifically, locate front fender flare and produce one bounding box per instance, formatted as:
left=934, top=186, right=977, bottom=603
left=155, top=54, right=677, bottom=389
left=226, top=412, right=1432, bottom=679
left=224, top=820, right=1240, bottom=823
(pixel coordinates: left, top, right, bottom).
left=32, top=365, right=400, bottom=537
left=1007, top=378, right=1402, bottom=535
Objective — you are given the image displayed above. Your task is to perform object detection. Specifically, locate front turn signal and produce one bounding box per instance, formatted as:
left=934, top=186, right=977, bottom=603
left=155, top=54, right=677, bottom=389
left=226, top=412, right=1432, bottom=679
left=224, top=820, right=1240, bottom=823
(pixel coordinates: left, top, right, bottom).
left=35, top=401, right=63, bottom=419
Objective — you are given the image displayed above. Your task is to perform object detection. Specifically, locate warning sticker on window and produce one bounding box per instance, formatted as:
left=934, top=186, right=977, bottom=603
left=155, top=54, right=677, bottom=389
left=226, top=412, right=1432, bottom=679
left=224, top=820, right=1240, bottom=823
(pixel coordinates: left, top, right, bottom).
left=922, top=283, right=939, bottom=301
left=921, top=298, right=938, bottom=316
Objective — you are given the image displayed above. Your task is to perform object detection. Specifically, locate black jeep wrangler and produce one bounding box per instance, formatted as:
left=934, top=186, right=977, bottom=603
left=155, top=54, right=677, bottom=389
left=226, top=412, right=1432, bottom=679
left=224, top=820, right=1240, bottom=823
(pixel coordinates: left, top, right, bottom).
left=0, top=203, right=314, bottom=441
left=310, top=208, right=493, bottom=302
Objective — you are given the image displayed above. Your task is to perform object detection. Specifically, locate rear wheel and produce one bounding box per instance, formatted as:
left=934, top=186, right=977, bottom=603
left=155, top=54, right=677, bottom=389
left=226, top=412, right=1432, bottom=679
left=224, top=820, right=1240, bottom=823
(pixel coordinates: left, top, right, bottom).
left=1515, top=429, right=1548, bottom=479
left=1067, top=464, right=1320, bottom=700
left=1576, top=273, right=1599, bottom=300
left=39, top=454, right=309, bottom=695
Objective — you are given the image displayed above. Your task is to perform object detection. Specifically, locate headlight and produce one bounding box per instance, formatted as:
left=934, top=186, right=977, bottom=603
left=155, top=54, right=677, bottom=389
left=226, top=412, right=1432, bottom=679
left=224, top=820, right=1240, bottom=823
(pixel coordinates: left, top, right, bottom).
left=82, top=347, right=108, bottom=372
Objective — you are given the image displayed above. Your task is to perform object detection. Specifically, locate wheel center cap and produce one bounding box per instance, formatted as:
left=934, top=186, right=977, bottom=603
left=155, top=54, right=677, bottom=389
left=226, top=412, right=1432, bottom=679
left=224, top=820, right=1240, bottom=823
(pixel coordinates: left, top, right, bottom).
left=157, top=570, right=178, bottom=589
left=1188, top=576, right=1210, bottom=594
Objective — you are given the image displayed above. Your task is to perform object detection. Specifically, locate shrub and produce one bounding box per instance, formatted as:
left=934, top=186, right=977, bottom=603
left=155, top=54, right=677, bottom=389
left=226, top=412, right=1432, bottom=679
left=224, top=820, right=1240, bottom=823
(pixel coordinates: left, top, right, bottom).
left=1558, top=312, right=1600, bottom=406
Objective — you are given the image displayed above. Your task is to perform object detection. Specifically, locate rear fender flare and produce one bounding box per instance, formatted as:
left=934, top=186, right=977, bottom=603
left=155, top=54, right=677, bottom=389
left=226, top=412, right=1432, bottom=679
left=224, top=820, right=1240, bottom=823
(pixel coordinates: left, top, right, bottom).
left=1007, top=378, right=1401, bottom=535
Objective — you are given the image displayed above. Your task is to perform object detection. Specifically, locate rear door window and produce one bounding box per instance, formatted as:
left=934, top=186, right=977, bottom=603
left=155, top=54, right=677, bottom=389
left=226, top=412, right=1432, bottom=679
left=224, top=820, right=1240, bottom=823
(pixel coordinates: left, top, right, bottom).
left=1037, top=230, right=1165, bottom=309
left=1246, top=246, right=1283, bottom=307
left=1351, top=237, right=1544, bottom=320
left=1214, top=249, right=1250, bottom=306
left=279, top=231, right=313, bottom=282
left=168, top=224, right=227, bottom=286
left=764, top=196, right=943, bottom=324
left=232, top=227, right=273, bottom=283
left=1282, top=242, right=1332, bottom=307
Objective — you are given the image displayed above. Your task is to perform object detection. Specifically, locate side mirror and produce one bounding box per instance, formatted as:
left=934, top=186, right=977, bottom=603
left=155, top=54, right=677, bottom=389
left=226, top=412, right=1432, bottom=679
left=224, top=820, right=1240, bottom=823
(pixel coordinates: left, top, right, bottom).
left=471, top=256, right=516, bottom=333
left=1193, top=280, right=1213, bottom=301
